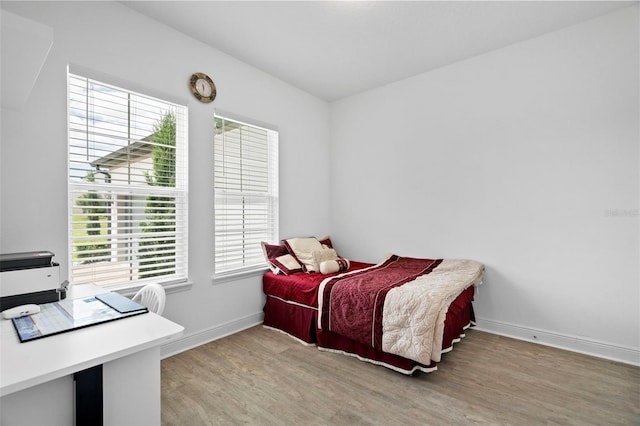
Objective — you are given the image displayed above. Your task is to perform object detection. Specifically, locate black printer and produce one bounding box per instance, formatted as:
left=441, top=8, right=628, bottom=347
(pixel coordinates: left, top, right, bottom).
left=0, top=251, right=67, bottom=310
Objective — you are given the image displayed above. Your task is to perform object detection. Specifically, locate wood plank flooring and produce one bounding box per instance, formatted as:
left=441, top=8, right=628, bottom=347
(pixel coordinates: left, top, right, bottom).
left=161, top=326, right=639, bottom=425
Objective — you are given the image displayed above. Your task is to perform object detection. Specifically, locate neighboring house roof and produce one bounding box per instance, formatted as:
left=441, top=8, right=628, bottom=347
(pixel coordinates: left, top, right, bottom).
left=90, top=140, right=153, bottom=169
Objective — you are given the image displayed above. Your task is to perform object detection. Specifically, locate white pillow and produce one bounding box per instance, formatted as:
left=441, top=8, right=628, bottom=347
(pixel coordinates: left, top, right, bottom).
left=319, top=258, right=351, bottom=274
left=283, top=237, right=323, bottom=272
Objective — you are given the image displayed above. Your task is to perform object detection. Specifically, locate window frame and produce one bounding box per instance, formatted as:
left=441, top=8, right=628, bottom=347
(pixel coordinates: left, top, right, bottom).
left=213, top=113, right=279, bottom=279
left=67, top=71, right=189, bottom=292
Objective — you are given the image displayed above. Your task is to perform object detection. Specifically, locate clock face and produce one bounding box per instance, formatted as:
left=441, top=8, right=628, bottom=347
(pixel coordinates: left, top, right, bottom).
left=190, top=73, right=216, bottom=103
left=196, top=78, right=212, bottom=97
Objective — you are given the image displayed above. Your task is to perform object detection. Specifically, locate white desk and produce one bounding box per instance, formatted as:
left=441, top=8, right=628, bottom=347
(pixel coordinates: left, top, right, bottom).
left=0, top=284, right=184, bottom=425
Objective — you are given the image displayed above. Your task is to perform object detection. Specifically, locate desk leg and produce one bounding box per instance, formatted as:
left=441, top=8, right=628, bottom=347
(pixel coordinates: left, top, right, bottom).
left=103, top=347, right=161, bottom=425
left=74, top=364, right=103, bottom=426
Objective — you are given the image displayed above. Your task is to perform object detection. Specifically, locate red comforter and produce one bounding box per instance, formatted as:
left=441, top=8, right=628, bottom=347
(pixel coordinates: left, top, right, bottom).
left=318, top=254, right=484, bottom=364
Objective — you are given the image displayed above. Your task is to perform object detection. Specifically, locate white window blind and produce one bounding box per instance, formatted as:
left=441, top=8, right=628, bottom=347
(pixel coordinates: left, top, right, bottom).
left=214, top=116, right=278, bottom=276
left=68, top=73, right=188, bottom=288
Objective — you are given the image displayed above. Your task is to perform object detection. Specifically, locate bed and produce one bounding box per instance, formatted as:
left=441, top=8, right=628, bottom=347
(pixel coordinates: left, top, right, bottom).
left=262, top=237, right=483, bottom=374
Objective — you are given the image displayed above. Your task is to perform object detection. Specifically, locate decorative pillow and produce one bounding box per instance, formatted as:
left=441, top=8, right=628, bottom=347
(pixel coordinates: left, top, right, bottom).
left=311, top=248, right=339, bottom=272
left=282, top=237, right=323, bottom=272
left=319, top=258, right=350, bottom=274
left=261, top=242, right=303, bottom=275
left=271, top=254, right=303, bottom=275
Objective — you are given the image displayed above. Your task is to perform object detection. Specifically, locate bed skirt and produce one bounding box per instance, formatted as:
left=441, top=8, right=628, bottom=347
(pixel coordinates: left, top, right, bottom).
left=263, top=295, right=317, bottom=344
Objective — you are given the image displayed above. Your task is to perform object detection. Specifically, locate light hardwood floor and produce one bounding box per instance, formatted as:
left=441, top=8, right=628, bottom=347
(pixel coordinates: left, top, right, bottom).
left=161, top=326, right=639, bottom=425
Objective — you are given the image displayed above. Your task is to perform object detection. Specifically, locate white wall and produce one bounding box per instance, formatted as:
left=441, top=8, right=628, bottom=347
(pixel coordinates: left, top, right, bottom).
left=0, top=2, right=331, bottom=351
left=329, top=7, right=639, bottom=363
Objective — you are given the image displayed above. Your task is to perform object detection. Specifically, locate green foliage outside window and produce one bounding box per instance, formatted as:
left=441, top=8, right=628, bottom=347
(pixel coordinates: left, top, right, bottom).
left=74, top=172, right=110, bottom=263
left=139, top=112, right=177, bottom=278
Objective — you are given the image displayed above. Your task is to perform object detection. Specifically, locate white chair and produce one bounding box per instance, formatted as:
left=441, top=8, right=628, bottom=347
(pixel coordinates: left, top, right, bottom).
left=132, top=283, right=166, bottom=316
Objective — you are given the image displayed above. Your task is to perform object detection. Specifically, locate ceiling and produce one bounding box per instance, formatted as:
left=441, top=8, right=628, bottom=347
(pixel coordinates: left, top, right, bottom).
left=121, top=1, right=635, bottom=102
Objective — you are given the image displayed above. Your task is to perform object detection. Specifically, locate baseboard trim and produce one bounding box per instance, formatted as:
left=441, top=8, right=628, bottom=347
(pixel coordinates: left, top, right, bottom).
left=160, top=312, right=263, bottom=359
left=474, top=317, right=640, bottom=367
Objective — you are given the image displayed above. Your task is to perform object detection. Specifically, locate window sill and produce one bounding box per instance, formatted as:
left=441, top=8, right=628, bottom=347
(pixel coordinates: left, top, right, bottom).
left=211, top=267, right=268, bottom=285
left=99, top=279, right=193, bottom=298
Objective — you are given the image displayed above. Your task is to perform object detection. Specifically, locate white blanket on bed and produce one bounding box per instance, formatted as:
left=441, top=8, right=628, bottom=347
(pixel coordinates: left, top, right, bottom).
left=381, top=258, right=484, bottom=363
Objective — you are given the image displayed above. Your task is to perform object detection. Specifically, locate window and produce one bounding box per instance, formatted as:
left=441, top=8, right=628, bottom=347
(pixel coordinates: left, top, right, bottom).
left=68, top=73, right=188, bottom=289
left=214, top=115, right=278, bottom=277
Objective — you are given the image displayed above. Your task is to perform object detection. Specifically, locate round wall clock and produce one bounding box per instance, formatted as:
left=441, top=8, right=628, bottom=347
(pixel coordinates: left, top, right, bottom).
left=190, top=72, right=216, bottom=103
